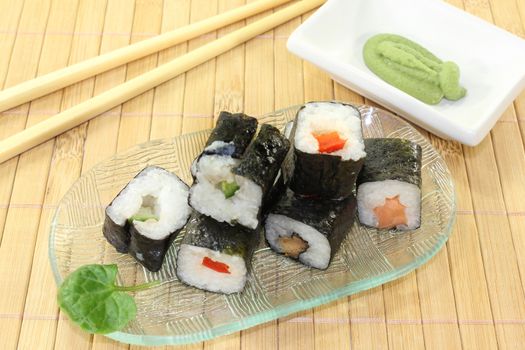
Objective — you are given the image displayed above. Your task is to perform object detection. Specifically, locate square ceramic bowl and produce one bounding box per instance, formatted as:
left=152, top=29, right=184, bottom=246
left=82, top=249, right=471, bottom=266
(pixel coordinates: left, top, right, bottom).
left=287, top=0, right=525, bottom=146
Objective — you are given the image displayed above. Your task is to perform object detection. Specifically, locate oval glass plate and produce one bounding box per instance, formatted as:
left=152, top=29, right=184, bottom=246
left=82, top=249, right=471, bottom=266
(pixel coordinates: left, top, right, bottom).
left=49, top=105, right=455, bottom=346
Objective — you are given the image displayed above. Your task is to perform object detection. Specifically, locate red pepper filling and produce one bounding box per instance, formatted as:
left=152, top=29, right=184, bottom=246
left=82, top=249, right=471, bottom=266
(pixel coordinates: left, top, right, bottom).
left=313, top=131, right=347, bottom=153
left=202, top=256, right=231, bottom=274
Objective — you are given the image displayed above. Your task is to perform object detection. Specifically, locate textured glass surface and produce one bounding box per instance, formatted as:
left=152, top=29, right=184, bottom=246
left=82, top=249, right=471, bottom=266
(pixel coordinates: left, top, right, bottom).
left=49, top=105, right=455, bottom=345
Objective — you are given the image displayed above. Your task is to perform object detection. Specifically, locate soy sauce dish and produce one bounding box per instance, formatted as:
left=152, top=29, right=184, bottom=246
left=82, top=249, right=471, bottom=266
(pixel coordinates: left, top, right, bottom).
left=287, top=0, right=525, bottom=146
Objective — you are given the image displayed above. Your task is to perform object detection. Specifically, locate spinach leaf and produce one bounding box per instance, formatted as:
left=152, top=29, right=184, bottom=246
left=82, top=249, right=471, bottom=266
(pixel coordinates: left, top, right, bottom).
left=57, top=264, right=159, bottom=334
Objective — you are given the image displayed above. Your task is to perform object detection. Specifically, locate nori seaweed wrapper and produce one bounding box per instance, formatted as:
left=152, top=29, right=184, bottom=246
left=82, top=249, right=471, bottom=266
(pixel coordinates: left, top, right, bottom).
left=268, top=189, right=357, bottom=267
left=288, top=102, right=365, bottom=199
left=128, top=225, right=181, bottom=272
left=180, top=213, right=260, bottom=263
left=357, top=138, right=422, bottom=187
left=103, top=177, right=136, bottom=254
left=290, top=150, right=364, bottom=199
left=262, top=121, right=295, bottom=214
left=202, top=111, right=258, bottom=158
left=102, top=166, right=190, bottom=272
left=233, top=123, right=290, bottom=198
left=261, top=170, right=287, bottom=217
left=102, top=215, right=130, bottom=253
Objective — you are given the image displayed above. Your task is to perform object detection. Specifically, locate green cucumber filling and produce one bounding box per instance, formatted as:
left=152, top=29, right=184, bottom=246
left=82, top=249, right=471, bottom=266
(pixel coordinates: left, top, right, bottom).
left=218, top=180, right=240, bottom=199
left=129, top=195, right=159, bottom=223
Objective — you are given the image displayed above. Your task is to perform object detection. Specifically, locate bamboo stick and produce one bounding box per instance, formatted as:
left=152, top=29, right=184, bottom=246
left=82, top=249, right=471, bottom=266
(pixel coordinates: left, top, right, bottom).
left=0, top=0, right=326, bottom=164
left=241, top=2, right=279, bottom=347
left=180, top=0, right=220, bottom=135
left=55, top=0, right=135, bottom=350
left=0, top=0, right=69, bottom=348
left=18, top=1, right=106, bottom=348
left=0, top=0, right=293, bottom=112
left=148, top=0, right=191, bottom=140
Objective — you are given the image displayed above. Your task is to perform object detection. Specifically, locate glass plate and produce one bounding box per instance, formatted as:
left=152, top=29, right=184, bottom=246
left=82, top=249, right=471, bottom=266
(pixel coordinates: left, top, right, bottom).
left=49, top=105, right=456, bottom=346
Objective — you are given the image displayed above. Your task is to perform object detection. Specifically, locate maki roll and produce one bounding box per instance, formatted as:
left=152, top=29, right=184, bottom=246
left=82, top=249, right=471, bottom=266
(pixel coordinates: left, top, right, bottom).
left=189, top=112, right=258, bottom=228
left=190, top=111, right=258, bottom=177
left=265, top=189, right=357, bottom=270
left=104, top=166, right=191, bottom=272
left=176, top=214, right=260, bottom=294
left=203, top=111, right=257, bottom=158
left=190, top=124, right=290, bottom=229
left=289, top=102, right=366, bottom=199
left=356, top=138, right=422, bottom=230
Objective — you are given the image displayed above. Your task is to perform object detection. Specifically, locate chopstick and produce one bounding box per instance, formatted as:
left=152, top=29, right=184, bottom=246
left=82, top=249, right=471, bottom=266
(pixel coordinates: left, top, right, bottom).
left=0, top=0, right=325, bottom=164
left=0, top=0, right=294, bottom=112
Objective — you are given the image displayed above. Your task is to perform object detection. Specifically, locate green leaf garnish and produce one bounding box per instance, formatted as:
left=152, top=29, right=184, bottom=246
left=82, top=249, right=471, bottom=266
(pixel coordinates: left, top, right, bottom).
left=57, top=264, right=159, bottom=334
left=219, top=181, right=240, bottom=199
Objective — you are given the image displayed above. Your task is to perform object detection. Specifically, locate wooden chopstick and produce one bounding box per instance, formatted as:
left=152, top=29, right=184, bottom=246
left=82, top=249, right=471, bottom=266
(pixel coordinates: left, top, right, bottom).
left=0, top=0, right=325, bottom=164
left=0, top=0, right=294, bottom=113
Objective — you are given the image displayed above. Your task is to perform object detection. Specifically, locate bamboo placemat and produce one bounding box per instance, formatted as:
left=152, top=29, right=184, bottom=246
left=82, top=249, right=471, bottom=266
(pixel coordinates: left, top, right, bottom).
left=1, top=0, right=524, bottom=349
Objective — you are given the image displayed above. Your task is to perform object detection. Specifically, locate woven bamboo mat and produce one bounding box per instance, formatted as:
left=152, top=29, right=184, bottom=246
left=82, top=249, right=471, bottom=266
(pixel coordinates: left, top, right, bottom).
left=1, top=0, right=525, bottom=349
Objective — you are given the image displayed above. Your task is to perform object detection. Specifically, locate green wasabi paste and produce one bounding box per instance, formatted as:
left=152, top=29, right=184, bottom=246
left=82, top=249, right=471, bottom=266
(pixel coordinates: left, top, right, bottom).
left=363, top=34, right=466, bottom=104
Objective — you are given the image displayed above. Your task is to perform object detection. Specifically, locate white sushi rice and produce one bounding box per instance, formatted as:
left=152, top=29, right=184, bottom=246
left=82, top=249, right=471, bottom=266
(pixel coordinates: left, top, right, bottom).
left=204, top=140, right=233, bottom=153
left=106, top=167, right=191, bottom=240
left=357, top=179, right=421, bottom=230
left=176, top=244, right=247, bottom=294
left=284, top=121, right=294, bottom=138
left=190, top=155, right=262, bottom=229
left=191, top=141, right=234, bottom=177
left=294, top=102, right=366, bottom=161
left=265, top=214, right=331, bottom=270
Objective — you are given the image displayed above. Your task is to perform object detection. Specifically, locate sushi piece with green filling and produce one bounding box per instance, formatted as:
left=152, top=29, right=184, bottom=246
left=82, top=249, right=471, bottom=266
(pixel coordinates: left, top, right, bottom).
left=190, top=124, right=290, bottom=229
left=190, top=111, right=258, bottom=177
left=356, top=138, right=422, bottom=230
left=103, top=166, right=191, bottom=272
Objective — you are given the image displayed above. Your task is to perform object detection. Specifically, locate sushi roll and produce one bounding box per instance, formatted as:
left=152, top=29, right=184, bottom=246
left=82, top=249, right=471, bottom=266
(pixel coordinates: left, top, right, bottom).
left=176, top=214, right=260, bottom=294
left=289, top=102, right=366, bottom=199
left=190, top=124, right=290, bottom=229
left=265, top=189, right=357, bottom=270
left=356, top=138, right=422, bottom=230
left=103, top=166, right=191, bottom=272
left=189, top=111, right=258, bottom=228
left=203, top=111, right=258, bottom=158
left=190, top=111, right=257, bottom=177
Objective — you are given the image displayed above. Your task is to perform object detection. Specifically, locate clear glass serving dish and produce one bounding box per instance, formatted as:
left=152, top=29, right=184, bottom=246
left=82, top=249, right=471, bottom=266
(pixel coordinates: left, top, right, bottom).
left=49, top=105, right=456, bottom=346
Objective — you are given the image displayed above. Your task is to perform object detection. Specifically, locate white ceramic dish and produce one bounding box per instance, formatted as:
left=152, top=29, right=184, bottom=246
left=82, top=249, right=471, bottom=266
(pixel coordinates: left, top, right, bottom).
left=287, top=0, right=525, bottom=146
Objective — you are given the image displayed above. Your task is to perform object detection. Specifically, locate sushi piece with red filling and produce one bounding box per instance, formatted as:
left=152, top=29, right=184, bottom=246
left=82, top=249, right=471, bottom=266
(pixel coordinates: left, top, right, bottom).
left=289, top=101, right=366, bottom=199
left=176, top=213, right=260, bottom=294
